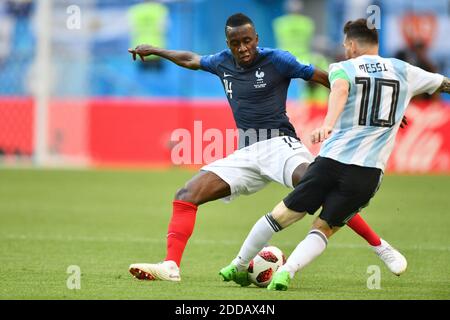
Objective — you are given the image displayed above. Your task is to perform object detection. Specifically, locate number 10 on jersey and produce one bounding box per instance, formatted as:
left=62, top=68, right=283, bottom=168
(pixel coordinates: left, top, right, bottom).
left=355, top=77, right=400, bottom=128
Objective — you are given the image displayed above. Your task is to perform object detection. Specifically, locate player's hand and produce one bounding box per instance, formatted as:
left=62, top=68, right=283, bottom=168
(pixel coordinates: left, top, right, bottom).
left=128, top=44, right=154, bottom=62
left=311, top=125, right=333, bottom=144
left=400, top=116, right=408, bottom=129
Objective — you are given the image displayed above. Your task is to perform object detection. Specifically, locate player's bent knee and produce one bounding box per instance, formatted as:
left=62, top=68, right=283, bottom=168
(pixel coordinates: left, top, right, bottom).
left=174, top=186, right=204, bottom=206
left=312, top=218, right=339, bottom=238
left=271, top=201, right=306, bottom=229
left=174, top=187, right=193, bottom=202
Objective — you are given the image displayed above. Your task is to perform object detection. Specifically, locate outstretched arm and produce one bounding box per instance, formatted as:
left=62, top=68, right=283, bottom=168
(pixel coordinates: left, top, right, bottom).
left=309, top=68, right=330, bottom=89
left=311, top=78, right=349, bottom=144
left=128, top=45, right=202, bottom=70
left=438, top=77, right=450, bottom=94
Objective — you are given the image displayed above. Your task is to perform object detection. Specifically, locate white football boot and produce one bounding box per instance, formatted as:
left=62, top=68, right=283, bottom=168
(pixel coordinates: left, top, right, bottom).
left=129, top=260, right=181, bottom=281
left=372, top=239, right=407, bottom=276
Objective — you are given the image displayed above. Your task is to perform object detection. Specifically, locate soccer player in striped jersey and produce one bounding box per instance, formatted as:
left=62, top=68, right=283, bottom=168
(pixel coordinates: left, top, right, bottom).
left=220, top=18, right=449, bottom=290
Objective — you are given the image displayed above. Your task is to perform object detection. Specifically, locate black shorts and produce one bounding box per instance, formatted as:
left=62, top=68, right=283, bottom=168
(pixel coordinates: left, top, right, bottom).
left=283, top=156, right=383, bottom=227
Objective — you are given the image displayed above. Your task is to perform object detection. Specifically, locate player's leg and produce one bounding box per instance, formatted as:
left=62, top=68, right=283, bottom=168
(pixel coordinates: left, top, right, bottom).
left=269, top=159, right=405, bottom=291
left=292, top=162, right=381, bottom=246
left=129, top=171, right=231, bottom=281
left=346, top=214, right=407, bottom=271
left=166, top=170, right=231, bottom=264
left=346, top=214, right=381, bottom=245
left=283, top=138, right=382, bottom=248
left=337, top=168, right=407, bottom=276
left=268, top=217, right=339, bottom=291
left=265, top=157, right=339, bottom=290
left=174, top=170, right=231, bottom=205
left=220, top=157, right=327, bottom=286
left=270, top=183, right=356, bottom=291
left=294, top=161, right=406, bottom=273
left=219, top=200, right=306, bottom=286
left=130, top=144, right=270, bottom=282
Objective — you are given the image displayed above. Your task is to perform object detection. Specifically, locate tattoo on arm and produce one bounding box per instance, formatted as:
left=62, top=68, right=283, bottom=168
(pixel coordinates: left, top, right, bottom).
left=439, top=77, right=450, bottom=94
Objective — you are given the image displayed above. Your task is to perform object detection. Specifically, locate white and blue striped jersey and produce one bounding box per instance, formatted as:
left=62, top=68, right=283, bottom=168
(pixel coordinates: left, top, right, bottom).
left=320, top=55, right=444, bottom=171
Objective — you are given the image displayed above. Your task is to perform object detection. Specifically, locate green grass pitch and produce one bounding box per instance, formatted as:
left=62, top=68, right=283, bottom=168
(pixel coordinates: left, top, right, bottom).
left=0, top=168, right=449, bottom=300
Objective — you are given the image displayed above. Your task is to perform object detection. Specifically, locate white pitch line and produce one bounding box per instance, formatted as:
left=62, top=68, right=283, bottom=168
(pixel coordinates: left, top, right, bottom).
left=1, top=233, right=450, bottom=252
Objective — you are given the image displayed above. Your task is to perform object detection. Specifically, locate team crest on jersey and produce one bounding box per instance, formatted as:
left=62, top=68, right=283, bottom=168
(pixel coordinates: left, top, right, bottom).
left=254, top=68, right=266, bottom=89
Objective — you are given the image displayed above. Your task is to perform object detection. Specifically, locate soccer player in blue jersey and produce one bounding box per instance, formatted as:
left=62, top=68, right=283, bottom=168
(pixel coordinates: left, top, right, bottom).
left=127, top=13, right=407, bottom=282
left=220, top=18, right=449, bottom=291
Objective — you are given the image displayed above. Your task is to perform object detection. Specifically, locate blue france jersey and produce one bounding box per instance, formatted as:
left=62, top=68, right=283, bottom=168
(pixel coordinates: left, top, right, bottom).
left=200, top=48, right=314, bottom=146
left=320, top=55, right=444, bottom=171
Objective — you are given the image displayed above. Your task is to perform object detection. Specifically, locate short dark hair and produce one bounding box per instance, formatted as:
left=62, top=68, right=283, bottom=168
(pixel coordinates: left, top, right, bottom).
left=225, top=13, right=254, bottom=35
left=343, top=18, right=378, bottom=45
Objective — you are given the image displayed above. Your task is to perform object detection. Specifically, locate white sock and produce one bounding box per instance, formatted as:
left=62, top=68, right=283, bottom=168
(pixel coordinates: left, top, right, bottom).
left=232, top=213, right=282, bottom=271
left=279, top=229, right=328, bottom=278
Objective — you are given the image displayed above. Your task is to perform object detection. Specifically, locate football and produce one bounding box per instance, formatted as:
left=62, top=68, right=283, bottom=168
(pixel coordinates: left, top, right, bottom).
left=248, top=246, right=286, bottom=287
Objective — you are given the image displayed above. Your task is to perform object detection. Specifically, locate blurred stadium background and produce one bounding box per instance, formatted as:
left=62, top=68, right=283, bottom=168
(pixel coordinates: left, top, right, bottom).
left=0, top=0, right=448, bottom=169
left=0, top=0, right=449, bottom=300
